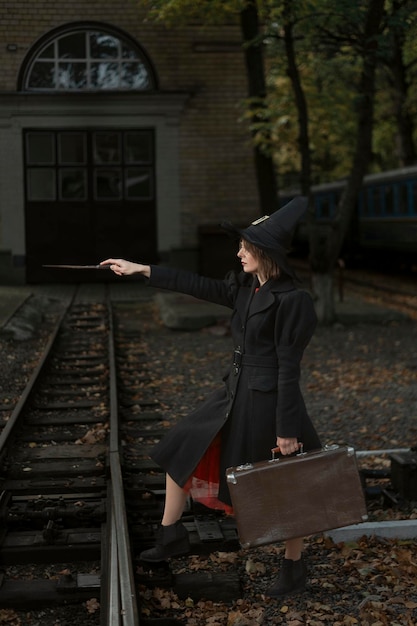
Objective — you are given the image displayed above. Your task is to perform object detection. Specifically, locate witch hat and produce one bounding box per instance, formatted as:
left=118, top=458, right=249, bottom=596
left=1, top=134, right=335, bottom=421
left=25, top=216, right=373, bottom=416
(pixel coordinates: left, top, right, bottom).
left=220, top=196, right=308, bottom=278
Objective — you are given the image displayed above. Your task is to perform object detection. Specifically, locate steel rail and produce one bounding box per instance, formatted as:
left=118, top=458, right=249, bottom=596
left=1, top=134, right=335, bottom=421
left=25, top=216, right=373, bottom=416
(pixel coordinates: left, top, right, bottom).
left=0, top=294, right=74, bottom=456
left=105, top=301, right=139, bottom=626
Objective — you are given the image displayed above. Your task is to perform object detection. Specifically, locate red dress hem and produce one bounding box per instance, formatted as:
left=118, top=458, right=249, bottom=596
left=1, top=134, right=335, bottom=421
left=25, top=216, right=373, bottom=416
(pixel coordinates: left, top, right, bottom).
left=183, top=433, right=234, bottom=515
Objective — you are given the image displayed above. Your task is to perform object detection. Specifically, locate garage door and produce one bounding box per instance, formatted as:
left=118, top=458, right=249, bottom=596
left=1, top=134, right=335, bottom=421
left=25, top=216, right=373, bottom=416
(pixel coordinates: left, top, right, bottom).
left=24, top=128, right=157, bottom=282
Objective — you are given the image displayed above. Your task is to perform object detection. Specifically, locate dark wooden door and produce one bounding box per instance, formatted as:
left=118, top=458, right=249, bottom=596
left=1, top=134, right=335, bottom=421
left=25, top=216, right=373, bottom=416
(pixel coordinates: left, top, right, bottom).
left=24, top=129, right=157, bottom=283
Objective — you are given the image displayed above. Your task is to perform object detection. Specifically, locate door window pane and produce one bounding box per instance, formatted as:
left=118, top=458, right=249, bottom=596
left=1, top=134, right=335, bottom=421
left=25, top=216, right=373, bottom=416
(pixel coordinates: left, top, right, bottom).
left=94, top=133, right=121, bottom=163
left=25, top=129, right=155, bottom=203
left=26, top=132, right=55, bottom=165
left=59, top=169, right=87, bottom=200
left=95, top=168, right=122, bottom=199
left=27, top=169, right=56, bottom=201
left=125, top=167, right=153, bottom=199
left=58, top=133, right=86, bottom=164
left=125, top=132, right=152, bottom=163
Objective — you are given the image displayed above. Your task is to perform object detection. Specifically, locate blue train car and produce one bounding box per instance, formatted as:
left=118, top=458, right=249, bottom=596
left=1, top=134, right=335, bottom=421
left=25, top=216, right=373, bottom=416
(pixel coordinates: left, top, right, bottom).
left=285, top=165, right=417, bottom=261
left=356, top=166, right=417, bottom=253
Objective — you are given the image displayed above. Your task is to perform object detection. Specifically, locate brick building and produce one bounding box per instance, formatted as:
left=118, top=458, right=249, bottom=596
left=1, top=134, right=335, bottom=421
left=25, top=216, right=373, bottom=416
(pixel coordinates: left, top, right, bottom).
left=0, top=0, right=259, bottom=283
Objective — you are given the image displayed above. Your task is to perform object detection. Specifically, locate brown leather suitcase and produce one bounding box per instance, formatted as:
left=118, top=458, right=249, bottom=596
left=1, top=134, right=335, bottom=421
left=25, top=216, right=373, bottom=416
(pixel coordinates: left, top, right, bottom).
left=226, top=444, right=368, bottom=548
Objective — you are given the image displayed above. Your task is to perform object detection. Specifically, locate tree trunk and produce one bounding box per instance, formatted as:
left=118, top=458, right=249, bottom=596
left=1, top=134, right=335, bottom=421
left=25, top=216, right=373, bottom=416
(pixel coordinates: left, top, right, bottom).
left=388, top=1, right=416, bottom=166
left=311, top=0, right=385, bottom=324
left=329, top=0, right=385, bottom=261
left=240, top=0, right=279, bottom=213
left=281, top=1, right=337, bottom=322
left=282, top=2, right=312, bottom=197
left=311, top=272, right=335, bottom=325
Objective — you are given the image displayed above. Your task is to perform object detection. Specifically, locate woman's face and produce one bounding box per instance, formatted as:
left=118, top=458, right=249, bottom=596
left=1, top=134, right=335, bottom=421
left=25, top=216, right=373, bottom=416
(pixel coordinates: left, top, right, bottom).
left=237, top=240, right=260, bottom=276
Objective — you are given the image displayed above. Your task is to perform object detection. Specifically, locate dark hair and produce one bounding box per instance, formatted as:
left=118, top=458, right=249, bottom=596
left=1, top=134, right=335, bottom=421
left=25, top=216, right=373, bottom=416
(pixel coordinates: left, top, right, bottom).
left=241, top=239, right=280, bottom=281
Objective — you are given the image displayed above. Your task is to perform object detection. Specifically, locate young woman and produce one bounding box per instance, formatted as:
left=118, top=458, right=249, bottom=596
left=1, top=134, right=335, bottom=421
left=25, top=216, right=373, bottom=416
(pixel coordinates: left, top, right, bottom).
left=101, top=196, right=321, bottom=597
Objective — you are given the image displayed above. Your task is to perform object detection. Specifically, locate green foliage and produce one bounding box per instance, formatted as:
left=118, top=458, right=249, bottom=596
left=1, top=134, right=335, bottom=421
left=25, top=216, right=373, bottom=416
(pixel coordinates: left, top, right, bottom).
left=262, top=46, right=361, bottom=185
left=139, top=0, right=417, bottom=184
left=258, top=0, right=417, bottom=184
left=138, top=0, right=244, bottom=25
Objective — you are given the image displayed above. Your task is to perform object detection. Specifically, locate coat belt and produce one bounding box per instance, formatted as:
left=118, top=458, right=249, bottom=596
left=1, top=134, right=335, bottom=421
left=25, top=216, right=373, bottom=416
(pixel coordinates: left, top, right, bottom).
left=232, top=350, right=278, bottom=369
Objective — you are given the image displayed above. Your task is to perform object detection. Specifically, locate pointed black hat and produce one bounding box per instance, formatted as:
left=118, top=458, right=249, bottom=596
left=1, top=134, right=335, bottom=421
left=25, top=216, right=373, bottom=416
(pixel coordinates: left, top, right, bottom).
left=220, top=196, right=308, bottom=278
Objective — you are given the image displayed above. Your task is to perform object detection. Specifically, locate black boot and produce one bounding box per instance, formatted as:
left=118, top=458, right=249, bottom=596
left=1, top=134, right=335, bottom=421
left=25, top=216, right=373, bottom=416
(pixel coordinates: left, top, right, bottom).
left=139, top=521, right=190, bottom=563
left=265, top=557, right=307, bottom=597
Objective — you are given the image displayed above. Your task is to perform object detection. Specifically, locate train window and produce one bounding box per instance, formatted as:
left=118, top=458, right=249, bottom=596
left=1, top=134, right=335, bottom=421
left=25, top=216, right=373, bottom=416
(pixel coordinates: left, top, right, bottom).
left=315, top=195, right=331, bottom=219
left=397, top=184, right=409, bottom=215
left=358, top=190, right=367, bottom=217
left=372, top=188, right=382, bottom=216
left=384, top=185, right=394, bottom=216
left=364, top=189, right=373, bottom=216
left=411, top=183, right=417, bottom=216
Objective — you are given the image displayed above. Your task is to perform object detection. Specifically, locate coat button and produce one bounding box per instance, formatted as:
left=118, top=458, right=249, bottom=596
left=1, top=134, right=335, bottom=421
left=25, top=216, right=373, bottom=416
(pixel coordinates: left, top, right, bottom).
left=225, top=412, right=229, bottom=418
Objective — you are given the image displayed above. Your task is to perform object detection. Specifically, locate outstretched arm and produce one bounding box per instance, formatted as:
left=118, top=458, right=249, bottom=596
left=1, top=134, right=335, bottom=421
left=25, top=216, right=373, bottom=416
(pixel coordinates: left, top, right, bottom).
left=100, top=258, right=151, bottom=278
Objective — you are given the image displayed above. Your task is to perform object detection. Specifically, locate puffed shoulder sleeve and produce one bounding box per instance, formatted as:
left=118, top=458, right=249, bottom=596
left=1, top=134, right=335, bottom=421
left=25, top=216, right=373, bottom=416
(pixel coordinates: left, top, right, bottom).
left=275, top=289, right=317, bottom=438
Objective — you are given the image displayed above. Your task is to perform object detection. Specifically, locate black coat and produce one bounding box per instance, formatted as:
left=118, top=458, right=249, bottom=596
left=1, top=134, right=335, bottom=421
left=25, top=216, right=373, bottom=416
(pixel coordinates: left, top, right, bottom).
left=148, top=265, right=321, bottom=505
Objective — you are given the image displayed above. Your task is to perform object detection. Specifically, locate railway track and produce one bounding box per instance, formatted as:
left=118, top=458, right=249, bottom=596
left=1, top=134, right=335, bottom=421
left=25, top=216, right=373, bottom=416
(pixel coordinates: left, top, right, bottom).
left=0, top=286, right=139, bottom=625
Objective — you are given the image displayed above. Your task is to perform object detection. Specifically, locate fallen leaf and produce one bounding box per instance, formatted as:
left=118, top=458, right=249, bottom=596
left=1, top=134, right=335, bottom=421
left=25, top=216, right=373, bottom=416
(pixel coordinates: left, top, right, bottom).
left=85, top=598, right=100, bottom=614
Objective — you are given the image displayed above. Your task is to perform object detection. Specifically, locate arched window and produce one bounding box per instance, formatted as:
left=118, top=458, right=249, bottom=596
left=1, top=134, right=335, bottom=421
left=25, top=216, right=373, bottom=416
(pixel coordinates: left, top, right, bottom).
left=20, top=24, right=156, bottom=91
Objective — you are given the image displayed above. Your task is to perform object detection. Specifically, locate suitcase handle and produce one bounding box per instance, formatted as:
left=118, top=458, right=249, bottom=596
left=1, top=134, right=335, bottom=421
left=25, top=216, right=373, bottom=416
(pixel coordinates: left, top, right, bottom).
left=271, top=443, right=304, bottom=461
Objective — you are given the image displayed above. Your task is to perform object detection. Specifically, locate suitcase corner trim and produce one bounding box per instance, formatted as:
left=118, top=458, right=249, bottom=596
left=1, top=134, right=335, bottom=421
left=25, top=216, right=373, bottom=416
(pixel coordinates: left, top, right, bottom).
left=226, top=462, right=254, bottom=485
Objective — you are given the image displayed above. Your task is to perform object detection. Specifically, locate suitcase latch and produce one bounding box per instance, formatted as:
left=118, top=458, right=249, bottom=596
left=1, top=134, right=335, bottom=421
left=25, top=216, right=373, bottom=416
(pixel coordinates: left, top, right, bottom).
left=226, top=463, right=253, bottom=484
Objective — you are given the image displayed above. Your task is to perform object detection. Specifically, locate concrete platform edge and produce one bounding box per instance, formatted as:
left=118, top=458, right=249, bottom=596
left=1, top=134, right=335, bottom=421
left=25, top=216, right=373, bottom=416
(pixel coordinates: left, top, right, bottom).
left=325, top=519, right=417, bottom=542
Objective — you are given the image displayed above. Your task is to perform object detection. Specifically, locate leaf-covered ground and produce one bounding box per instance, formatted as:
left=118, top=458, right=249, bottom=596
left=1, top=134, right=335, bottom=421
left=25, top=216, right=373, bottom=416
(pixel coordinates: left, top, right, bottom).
left=1, top=297, right=416, bottom=625
left=131, top=302, right=417, bottom=625
left=139, top=534, right=417, bottom=625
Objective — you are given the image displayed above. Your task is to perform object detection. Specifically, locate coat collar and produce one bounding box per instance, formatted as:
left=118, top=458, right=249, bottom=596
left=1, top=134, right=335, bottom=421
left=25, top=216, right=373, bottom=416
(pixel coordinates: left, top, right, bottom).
left=236, top=274, right=296, bottom=319
left=249, top=275, right=295, bottom=317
